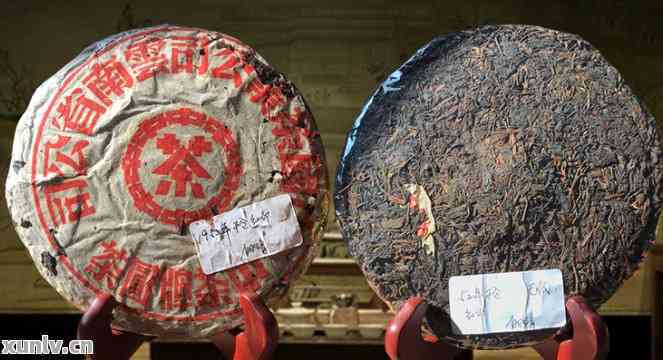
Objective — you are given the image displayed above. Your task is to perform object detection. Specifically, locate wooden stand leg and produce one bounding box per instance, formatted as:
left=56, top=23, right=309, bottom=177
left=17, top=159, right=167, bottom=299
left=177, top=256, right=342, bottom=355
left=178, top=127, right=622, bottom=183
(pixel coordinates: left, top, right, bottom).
left=79, top=292, right=280, bottom=360
left=212, top=292, right=279, bottom=360
left=384, top=297, right=472, bottom=360
left=534, top=296, right=609, bottom=360
left=77, top=294, right=151, bottom=360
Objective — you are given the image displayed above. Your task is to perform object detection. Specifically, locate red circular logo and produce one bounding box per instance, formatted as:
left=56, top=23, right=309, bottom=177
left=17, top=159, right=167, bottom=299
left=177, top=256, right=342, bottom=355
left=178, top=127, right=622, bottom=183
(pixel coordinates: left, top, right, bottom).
left=122, top=107, right=242, bottom=225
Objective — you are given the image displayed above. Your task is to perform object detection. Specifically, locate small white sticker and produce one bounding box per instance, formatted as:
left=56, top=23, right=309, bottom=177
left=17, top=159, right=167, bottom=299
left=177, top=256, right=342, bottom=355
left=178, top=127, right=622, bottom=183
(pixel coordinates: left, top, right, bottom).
left=449, top=269, right=566, bottom=335
left=189, top=194, right=302, bottom=274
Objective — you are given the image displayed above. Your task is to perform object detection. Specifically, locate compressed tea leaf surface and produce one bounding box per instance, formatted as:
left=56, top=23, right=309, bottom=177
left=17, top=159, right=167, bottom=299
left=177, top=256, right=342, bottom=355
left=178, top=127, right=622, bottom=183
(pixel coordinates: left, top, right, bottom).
left=335, top=24, right=662, bottom=349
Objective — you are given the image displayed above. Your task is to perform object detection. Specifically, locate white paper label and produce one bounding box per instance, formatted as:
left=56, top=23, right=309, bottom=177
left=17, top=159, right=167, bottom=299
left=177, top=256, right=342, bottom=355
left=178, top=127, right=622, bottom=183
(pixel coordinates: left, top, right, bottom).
left=449, top=269, right=566, bottom=335
left=189, top=194, right=302, bottom=274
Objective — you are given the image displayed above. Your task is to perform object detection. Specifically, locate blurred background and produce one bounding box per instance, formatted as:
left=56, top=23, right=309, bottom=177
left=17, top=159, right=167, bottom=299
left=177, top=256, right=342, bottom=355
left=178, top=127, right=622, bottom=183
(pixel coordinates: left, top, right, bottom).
left=0, top=0, right=662, bottom=358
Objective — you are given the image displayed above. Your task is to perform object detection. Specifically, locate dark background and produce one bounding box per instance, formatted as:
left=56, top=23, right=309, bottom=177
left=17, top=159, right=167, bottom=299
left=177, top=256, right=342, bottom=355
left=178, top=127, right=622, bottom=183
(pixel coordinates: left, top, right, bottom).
left=1, top=0, right=662, bottom=359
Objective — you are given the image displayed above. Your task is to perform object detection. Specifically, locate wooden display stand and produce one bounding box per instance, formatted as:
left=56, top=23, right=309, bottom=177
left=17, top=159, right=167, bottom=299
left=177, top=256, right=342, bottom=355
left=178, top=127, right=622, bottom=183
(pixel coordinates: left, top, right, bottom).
left=78, top=292, right=279, bottom=360
left=384, top=296, right=609, bottom=360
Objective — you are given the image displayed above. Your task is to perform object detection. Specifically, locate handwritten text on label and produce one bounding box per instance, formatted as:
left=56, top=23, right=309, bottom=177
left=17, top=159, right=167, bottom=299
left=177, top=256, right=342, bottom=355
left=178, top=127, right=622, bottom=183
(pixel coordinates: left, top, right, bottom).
left=189, top=194, right=302, bottom=274
left=449, top=269, right=566, bottom=335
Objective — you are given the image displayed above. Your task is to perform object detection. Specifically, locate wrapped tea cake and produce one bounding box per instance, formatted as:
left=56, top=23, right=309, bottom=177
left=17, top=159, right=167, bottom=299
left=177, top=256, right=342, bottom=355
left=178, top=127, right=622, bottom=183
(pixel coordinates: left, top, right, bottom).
left=6, top=25, right=328, bottom=338
left=335, top=24, right=662, bottom=349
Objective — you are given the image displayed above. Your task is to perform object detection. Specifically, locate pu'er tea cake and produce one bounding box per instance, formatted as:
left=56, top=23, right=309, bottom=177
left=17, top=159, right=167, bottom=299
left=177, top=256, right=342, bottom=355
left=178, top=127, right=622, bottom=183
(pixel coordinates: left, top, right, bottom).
left=6, top=25, right=328, bottom=338
left=335, top=24, right=663, bottom=349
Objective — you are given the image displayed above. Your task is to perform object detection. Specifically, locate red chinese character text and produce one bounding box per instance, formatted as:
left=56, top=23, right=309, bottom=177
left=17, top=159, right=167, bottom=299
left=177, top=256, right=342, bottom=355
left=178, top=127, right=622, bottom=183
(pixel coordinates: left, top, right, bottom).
left=171, top=35, right=209, bottom=75
left=245, top=75, right=271, bottom=103
left=271, top=108, right=316, bottom=154
left=125, top=37, right=169, bottom=81
left=159, top=267, right=193, bottom=311
left=261, top=87, right=286, bottom=117
left=43, top=135, right=89, bottom=177
left=227, top=261, right=270, bottom=293
left=83, top=56, right=134, bottom=106
left=53, top=88, right=106, bottom=135
left=194, top=268, right=232, bottom=308
left=44, top=179, right=96, bottom=226
left=84, top=240, right=127, bottom=290
left=153, top=133, right=213, bottom=198
left=210, top=48, right=253, bottom=88
left=120, top=258, right=159, bottom=308
left=280, top=154, right=321, bottom=197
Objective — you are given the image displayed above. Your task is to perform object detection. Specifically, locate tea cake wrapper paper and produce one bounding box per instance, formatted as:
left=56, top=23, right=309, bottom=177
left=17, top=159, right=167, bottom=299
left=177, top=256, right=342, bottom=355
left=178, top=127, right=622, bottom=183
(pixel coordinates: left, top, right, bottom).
left=6, top=25, right=329, bottom=338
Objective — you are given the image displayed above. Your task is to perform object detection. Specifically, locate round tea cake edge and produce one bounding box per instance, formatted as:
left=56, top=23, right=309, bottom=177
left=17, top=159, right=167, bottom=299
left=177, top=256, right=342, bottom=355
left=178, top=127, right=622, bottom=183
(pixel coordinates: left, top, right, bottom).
left=6, top=25, right=329, bottom=338
left=335, top=24, right=662, bottom=349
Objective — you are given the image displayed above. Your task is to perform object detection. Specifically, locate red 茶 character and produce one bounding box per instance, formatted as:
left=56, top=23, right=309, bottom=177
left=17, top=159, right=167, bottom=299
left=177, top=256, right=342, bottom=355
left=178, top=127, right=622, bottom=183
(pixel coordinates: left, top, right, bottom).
left=171, top=35, right=209, bottom=75
left=53, top=88, right=106, bottom=135
left=44, top=179, right=96, bottom=226
left=227, top=261, right=270, bottom=293
left=159, top=267, right=193, bottom=311
left=83, top=56, right=134, bottom=106
left=43, top=135, right=89, bottom=177
left=194, top=267, right=232, bottom=308
left=84, top=240, right=127, bottom=290
left=124, top=37, right=169, bottom=81
left=152, top=133, right=213, bottom=198
left=120, top=258, right=159, bottom=308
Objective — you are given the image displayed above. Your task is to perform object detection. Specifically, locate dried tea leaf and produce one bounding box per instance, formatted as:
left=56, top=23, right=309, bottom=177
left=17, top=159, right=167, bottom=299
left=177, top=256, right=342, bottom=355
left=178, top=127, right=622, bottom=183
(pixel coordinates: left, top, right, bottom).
left=335, top=25, right=663, bottom=349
